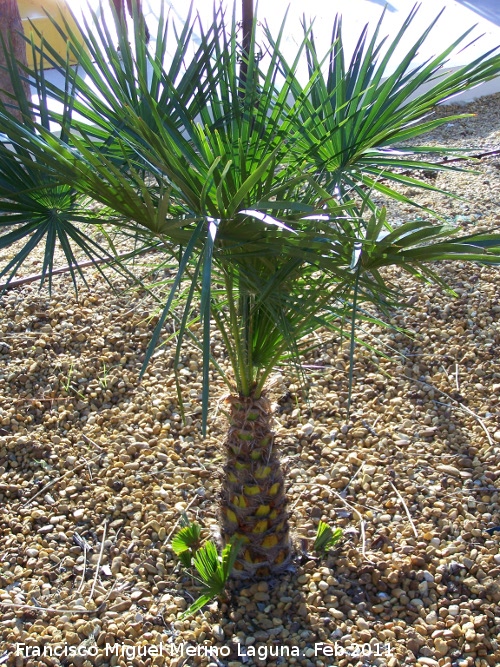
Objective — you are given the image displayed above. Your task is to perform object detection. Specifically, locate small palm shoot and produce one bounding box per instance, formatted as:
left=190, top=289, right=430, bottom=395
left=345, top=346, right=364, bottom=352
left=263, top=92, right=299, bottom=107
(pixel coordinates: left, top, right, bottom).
left=313, top=521, right=343, bottom=555
left=171, top=517, right=202, bottom=567
left=180, top=539, right=242, bottom=619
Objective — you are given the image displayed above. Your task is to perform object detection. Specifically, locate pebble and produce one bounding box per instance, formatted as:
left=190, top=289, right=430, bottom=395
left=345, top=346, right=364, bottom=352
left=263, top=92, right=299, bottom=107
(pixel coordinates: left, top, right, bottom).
left=425, top=611, right=438, bottom=625
left=130, top=590, right=147, bottom=601
left=111, top=557, right=122, bottom=574
left=434, top=638, right=449, bottom=656
left=418, top=581, right=428, bottom=596
left=436, top=464, right=461, bottom=477
left=109, top=600, right=130, bottom=612
left=465, top=628, right=476, bottom=641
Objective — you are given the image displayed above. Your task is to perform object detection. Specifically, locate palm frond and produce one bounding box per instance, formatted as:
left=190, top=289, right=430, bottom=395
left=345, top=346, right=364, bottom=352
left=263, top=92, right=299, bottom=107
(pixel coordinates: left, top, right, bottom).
left=272, top=8, right=500, bottom=208
left=1, top=0, right=500, bottom=414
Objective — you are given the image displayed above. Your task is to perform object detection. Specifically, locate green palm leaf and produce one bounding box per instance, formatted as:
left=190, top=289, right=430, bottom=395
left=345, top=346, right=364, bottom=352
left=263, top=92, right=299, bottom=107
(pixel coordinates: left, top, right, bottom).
left=1, top=0, right=500, bottom=430
left=273, top=8, right=500, bottom=208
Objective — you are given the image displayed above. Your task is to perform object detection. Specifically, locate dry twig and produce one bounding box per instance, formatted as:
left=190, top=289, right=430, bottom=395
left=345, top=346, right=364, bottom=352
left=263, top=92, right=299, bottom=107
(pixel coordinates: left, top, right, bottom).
left=77, top=544, right=88, bottom=594
left=88, top=520, right=107, bottom=602
left=399, top=375, right=494, bottom=448
left=389, top=480, right=418, bottom=538
left=82, top=433, right=105, bottom=452
left=22, top=455, right=101, bottom=507
left=0, top=601, right=103, bottom=615
left=163, top=495, right=199, bottom=546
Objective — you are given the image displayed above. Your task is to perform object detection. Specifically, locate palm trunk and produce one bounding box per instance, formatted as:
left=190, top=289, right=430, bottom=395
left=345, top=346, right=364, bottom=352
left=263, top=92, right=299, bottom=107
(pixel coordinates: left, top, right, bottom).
left=239, top=0, right=253, bottom=93
left=0, top=0, right=31, bottom=122
left=220, top=393, right=291, bottom=578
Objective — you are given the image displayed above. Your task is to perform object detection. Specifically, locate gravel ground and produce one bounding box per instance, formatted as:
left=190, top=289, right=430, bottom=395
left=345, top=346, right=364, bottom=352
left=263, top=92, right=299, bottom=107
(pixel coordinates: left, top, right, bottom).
left=0, top=94, right=500, bottom=667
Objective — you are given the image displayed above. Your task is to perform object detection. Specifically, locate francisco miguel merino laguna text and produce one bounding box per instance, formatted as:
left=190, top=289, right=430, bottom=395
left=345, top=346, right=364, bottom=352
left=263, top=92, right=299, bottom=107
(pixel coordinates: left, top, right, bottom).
left=15, top=641, right=393, bottom=659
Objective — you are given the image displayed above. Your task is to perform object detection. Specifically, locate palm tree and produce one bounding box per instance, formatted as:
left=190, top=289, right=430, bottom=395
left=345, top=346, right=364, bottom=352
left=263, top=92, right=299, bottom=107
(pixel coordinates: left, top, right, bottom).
left=1, top=1, right=500, bottom=578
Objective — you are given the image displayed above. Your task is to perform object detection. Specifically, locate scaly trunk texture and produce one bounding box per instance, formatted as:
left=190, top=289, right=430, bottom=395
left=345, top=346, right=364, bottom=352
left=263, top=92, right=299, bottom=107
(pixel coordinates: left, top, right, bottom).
left=0, top=0, right=31, bottom=122
left=220, top=393, right=291, bottom=578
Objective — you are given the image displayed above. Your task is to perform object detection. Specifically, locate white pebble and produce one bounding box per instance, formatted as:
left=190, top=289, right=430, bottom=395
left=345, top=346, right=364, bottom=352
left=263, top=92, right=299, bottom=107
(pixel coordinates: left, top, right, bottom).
left=418, top=581, right=429, bottom=597
left=425, top=611, right=438, bottom=625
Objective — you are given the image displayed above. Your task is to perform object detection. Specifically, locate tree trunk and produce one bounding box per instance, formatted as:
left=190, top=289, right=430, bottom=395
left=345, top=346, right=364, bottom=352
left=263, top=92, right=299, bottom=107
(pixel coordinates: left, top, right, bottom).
left=0, top=0, right=31, bottom=122
left=220, top=393, right=291, bottom=578
left=239, top=0, right=253, bottom=93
